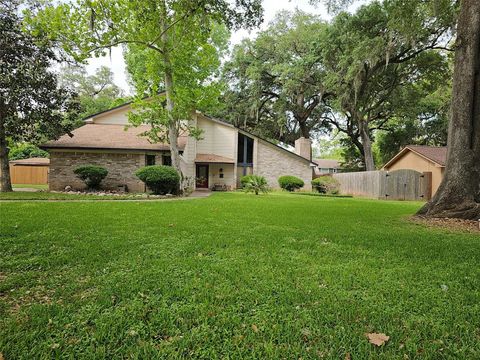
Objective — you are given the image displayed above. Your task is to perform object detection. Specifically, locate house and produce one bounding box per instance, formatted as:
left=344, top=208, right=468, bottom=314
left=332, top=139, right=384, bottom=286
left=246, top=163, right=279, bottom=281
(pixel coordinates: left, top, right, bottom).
left=383, top=145, right=447, bottom=195
left=41, top=103, right=314, bottom=192
left=313, top=158, right=341, bottom=176
left=8, top=157, right=49, bottom=185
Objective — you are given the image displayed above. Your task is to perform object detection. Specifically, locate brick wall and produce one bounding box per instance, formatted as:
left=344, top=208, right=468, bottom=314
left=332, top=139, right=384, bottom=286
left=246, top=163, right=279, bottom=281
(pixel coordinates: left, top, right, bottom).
left=255, top=140, right=313, bottom=191
left=49, top=151, right=147, bottom=192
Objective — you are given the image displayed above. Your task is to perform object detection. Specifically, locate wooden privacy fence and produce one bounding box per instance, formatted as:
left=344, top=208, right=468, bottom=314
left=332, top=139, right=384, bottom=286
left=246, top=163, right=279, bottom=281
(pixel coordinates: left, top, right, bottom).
left=333, top=169, right=432, bottom=201
left=8, top=158, right=49, bottom=185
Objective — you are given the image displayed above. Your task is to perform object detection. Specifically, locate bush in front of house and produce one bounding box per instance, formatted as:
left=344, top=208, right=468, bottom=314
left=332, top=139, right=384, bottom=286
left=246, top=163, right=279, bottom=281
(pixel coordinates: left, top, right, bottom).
left=311, top=176, right=340, bottom=194
left=242, top=175, right=269, bottom=195
left=240, top=174, right=255, bottom=188
left=73, top=165, right=108, bottom=189
left=135, top=165, right=180, bottom=195
left=278, top=175, right=304, bottom=192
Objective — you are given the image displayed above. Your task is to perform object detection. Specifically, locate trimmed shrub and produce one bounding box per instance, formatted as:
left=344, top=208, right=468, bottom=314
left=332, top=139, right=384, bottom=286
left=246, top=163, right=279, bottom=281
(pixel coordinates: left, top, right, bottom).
left=278, top=175, right=304, bottom=192
left=242, top=175, right=269, bottom=195
left=240, top=174, right=255, bottom=188
left=135, top=165, right=180, bottom=195
left=73, top=165, right=108, bottom=189
left=312, top=176, right=340, bottom=194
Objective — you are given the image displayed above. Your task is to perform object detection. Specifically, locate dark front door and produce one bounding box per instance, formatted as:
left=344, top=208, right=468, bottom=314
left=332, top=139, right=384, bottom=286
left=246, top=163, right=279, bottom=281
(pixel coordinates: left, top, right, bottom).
left=196, top=164, right=209, bottom=188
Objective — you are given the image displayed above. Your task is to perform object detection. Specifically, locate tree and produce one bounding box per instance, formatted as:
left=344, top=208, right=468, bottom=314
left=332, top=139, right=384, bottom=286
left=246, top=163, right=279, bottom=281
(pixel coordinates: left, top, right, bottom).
left=320, top=0, right=453, bottom=170
left=32, top=0, right=262, bottom=191
left=220, top=10, right=332, bottom=145
left=59, top=65, right=125, bottom=127
left=418, top=0, right=480, bottom=219
left=0, top=3, right=78, bottom=192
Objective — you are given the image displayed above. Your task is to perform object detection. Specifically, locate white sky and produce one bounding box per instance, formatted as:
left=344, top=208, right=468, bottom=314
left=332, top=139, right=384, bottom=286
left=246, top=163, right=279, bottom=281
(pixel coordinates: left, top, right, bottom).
left=85, top=0, right=366, bottom=94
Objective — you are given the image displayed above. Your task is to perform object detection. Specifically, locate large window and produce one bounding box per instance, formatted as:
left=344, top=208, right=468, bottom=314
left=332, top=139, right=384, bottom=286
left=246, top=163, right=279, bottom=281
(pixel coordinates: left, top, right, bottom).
left=237, top=133, right=254, bottom=164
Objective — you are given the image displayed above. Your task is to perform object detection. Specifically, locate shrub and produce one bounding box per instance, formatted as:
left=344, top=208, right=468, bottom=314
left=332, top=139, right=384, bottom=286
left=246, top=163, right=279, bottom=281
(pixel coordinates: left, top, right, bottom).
left=312, top=176, right=340, bottom=194
left=135, top=165, right=180, bottom=195
left=240, top=174, right=255, bottom=188
left=9, top=143, right=49, bottom=160
left=278, top=175, right=304, bottom=192
left=242, top=175, right=269, bottom=195
left=73, top=165, right=108, bottom=189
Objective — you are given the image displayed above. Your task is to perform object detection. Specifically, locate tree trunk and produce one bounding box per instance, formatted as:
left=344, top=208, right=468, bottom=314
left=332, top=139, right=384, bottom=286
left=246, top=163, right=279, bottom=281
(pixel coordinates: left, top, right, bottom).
left=0, top=117, right=13, bottom=192
left=160, top=5, right=183, bottom=190
left=417, top=0, right=480, bottom=219
left=358, top=119, right=375, bottom=171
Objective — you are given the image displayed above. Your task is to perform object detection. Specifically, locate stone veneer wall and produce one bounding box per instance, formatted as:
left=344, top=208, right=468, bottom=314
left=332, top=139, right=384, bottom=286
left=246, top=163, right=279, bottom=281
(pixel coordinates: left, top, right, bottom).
left=255, top=140, right=312, bottom=191
left=49, top=151, right=147, bottom=192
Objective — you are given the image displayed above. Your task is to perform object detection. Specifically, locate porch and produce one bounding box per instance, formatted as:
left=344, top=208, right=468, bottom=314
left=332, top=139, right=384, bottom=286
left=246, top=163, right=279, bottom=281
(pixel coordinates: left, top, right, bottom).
left=194, top=154, right=236, bottom=191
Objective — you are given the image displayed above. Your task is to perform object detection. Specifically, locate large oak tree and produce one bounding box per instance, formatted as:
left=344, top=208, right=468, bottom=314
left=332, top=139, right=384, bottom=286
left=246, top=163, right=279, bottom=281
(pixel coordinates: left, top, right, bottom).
left=0, top=3, right=78, bottom=192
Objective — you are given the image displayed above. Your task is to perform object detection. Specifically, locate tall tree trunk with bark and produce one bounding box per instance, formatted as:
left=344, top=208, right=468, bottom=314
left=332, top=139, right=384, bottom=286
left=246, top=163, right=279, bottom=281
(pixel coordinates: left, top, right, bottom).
left=0, top=114, right=13, bottom=192
left=418, top=0, right=480, bottom=219
left=358, top=118, right=375, bottom=171
left=160, top=4, right=183, bottom=191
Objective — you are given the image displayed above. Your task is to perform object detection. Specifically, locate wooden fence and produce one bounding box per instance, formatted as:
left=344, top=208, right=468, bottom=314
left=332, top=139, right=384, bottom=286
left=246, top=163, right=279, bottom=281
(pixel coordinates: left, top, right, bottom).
left=333, top=169, right=432, bottom=201
left=9, top=164, right=49, bottom=185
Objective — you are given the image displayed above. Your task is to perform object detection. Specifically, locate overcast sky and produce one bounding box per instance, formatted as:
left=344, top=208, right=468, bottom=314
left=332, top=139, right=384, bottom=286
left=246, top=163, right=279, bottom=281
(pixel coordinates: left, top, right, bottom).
left=85, top=0, right=365, bottom=94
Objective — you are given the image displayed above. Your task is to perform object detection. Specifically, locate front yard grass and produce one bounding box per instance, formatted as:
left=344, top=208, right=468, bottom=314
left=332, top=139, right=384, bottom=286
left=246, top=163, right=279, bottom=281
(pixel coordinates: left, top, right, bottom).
left=1, top=193, right=479, bottom=359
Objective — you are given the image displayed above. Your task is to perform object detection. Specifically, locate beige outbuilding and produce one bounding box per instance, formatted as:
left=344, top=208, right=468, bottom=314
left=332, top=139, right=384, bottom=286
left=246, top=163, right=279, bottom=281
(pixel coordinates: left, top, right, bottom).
left=383, top=145, right=447, bottom=196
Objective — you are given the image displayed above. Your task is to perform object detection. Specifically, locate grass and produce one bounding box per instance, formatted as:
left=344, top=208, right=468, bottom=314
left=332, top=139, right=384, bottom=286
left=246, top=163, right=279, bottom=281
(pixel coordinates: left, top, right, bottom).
left=1, top=192, right=479, bottom=359
left=12, top=184, right=49, bottom=190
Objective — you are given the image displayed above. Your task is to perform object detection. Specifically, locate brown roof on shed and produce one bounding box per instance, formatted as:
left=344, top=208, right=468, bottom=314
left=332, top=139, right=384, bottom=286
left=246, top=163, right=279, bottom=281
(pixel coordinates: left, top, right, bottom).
left=384, top=145, right=447, bottom=168
left=9, top=157, right=50, bottom=166
left=42, top=124, right=187, bottom=151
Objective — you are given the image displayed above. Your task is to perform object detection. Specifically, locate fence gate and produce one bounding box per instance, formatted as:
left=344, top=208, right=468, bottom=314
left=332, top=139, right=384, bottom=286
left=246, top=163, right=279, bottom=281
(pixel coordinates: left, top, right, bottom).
left=384, top=169, right=431, bottom=201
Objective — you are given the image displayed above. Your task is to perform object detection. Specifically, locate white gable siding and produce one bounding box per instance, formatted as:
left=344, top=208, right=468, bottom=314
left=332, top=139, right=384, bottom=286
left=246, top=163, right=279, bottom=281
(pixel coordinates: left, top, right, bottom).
left=196, top=115, right=236, bottom=160
left=91, top=106, right=131, bottom=125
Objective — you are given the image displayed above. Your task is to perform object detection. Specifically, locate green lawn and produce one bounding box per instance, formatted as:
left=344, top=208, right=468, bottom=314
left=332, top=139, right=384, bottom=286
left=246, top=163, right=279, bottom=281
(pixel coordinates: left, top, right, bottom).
left=1, top=193, right=479, bottom=359
left=12, top=184, right=49, bottom=190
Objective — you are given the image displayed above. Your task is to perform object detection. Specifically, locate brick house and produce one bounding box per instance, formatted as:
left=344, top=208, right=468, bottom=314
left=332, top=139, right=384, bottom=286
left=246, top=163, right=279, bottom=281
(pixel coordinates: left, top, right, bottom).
left=42, top=102, right=314, bottom=192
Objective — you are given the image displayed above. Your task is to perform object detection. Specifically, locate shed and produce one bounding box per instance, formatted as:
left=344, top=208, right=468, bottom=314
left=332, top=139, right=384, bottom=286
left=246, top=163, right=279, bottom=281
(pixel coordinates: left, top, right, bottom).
left=9, top=157, right=50, bottom=185
left=383, top=146, right=446, bottom=196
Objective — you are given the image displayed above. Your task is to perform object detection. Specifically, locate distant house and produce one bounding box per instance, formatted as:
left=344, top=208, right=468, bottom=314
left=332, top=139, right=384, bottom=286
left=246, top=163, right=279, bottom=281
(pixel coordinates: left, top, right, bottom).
left=41, top=102, right=314, bottom=192
left=313, top=158, right=341, bottom=176
left=383, top=145, right=447, bottom=195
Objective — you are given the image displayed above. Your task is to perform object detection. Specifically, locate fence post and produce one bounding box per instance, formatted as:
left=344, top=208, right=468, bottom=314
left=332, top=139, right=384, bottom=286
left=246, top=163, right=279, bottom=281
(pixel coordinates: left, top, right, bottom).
left=422, top=172, right=433, bottom=200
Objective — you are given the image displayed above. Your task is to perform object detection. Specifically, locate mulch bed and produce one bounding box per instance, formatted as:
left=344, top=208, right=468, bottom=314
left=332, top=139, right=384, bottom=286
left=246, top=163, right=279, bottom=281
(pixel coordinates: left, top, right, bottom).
left=412, top=216, right=480, bottom=233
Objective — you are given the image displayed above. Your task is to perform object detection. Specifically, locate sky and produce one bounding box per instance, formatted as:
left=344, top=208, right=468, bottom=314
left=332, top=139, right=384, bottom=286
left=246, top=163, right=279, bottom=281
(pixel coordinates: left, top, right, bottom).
left=84, top=0, right=365, bottom=94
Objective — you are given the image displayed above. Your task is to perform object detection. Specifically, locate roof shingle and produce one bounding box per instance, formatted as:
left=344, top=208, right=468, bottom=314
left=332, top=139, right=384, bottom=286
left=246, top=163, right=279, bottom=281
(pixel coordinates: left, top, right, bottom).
left=42, top=124, right=186, bottom=151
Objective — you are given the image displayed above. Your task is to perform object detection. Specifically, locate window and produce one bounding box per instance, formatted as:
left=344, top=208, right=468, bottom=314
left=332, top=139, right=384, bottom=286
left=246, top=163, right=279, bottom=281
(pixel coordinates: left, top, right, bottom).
left=162, top=155, right=172, bottom=166
left=237, top=133, right=254, bottom=164
left=146, top=155, right=156, bottom=166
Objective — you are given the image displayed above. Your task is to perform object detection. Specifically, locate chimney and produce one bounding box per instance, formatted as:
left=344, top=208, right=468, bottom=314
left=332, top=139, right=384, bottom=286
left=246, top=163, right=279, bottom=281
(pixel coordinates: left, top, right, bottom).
left=295, top=137, right=312, bottom=160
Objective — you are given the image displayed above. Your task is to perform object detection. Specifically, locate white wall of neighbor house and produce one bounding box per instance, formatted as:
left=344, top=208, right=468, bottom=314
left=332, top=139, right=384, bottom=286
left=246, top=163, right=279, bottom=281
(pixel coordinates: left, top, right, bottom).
left=255, top=139, right=312, bottom=191
left=196, top=115, right=236, bottom=159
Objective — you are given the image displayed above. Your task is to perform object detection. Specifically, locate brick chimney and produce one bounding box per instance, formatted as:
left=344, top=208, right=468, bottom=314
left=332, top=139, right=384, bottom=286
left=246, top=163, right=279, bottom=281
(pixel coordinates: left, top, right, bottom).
left=295, top=137, right=312, bottom=160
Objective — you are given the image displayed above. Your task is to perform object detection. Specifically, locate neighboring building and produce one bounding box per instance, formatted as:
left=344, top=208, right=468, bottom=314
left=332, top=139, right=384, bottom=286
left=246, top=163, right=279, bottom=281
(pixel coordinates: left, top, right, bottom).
left=42, top=103, right=314, bottom=192
left=313, top=158, right=341, bottom=176
left=383, top=145, right=447, bottom=195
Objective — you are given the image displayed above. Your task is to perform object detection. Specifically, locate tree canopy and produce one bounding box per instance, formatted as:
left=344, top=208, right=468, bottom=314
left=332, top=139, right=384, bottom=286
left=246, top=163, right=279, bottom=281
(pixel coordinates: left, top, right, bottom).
left=0, top=3, right=79, bottom=192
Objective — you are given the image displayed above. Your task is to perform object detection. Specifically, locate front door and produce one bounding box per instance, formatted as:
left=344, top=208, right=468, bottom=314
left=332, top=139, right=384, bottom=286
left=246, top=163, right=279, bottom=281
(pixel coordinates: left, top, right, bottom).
left=196, top=164, right=209, bottom=189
